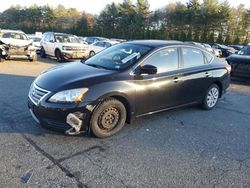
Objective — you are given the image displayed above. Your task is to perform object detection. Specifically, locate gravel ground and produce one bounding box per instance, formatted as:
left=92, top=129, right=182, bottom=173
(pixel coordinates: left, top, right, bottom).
left=0, top=57, right=250, bottom=188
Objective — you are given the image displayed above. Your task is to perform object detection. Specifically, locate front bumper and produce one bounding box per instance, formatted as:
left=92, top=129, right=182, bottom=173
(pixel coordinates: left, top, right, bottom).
left=61, top=50, right=88, bottom=59
left=28, top=98, right=95, bottom=132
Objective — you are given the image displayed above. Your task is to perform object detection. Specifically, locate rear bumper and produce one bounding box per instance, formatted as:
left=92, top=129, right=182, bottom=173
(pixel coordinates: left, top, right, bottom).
left=28, top=98, right=95, bottom=132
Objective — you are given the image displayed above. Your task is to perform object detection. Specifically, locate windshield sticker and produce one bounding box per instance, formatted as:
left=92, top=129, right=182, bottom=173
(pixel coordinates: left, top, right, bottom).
left=115, top=65, right=121, bottom=69
left=121, top=52, right=140, bottom=64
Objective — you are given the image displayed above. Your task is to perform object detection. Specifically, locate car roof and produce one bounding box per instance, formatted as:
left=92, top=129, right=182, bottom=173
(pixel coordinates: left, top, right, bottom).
left=0, top=29, right=25, bottom=34
left=125, top=40, right=189, bottom=48
left=45, top=32, right=74, bottom=36
left=104, top=40, right=120, bottom=44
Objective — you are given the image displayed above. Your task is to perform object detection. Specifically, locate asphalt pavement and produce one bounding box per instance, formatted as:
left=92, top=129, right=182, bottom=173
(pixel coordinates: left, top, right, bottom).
left=0, top=58, right=249, bottom=187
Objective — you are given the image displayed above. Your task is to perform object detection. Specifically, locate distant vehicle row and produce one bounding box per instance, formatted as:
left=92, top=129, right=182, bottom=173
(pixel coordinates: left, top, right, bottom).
left=0, top=29, right=246, bottom=63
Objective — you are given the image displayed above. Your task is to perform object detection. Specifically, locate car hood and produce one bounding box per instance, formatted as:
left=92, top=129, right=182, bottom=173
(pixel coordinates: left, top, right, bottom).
left=227, top=54, right=250, bottom=64
left=35, top=61, right=115, bottom=92
left=0, top=38, right=32, bottom=47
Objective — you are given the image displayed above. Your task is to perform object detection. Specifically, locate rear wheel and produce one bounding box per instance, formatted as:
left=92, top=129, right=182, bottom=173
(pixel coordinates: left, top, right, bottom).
left=202, top=84, right=220, bottom=110
left=55, top=49, right=64, bottom=62
left=90, top=98, right=126, bottom=138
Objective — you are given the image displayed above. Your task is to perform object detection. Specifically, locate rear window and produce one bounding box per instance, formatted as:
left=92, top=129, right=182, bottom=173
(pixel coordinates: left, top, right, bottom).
left=182, top=47, right=205, bottom=68
left=203, top=51, right=213, bottom=64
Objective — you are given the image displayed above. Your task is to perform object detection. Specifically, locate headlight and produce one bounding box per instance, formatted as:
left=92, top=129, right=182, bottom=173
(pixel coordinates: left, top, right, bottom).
left=62, top=46, right=72, bottom=51
left=49, top=88, right=88, bottom=103
left=28, top=45, right=35, bottom=50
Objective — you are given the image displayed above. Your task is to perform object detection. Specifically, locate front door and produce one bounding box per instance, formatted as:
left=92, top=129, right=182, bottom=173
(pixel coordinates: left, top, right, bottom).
left=134, top=47, right=183, bottom=116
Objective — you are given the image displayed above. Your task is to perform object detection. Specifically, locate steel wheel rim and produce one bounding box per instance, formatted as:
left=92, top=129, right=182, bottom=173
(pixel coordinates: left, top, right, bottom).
left=98, top=107, right=120, bottom=132
left=207, top=87, right=219, bottom=108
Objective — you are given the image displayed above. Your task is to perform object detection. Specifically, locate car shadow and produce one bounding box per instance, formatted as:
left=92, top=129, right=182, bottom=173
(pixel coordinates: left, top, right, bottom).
left=1, top=73, right=248, bottom=137
left=0, top=74, right=68, bottom=136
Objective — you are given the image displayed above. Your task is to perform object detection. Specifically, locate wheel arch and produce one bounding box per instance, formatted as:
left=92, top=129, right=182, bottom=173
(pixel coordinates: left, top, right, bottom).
left=109, top=95, right=132, bottom=124
left=212, top=81, right=223, bottom=97
left=54, top=48, right=61, bottom=56
left=93, top=92, right=133, bottom=124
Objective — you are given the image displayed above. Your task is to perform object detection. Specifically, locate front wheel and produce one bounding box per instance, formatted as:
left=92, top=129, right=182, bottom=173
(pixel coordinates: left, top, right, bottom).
left=55, top=49, right=65, bottom=62
left=29, top=53, right=37, bottom=62
left=89, top=51, right=95, bottom=57
left=0, top=56, right=5, bottom=62
left=90, top=98, right=126, bottom=138
left=202, top=84, right=220, bottom=110
left=40, top=47, right=46, bottom=58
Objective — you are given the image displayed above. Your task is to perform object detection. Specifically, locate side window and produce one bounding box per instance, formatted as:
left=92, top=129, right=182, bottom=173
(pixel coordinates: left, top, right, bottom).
left=143, top=48, right=179, bottom=74
left=94, top=42, right=100, bottom=46
left=182, top=48, right=205, bottom=68
left=44, top=34, right=50, bottom=42
left=105, top=42, right=112, bottom=48
left=95, top=42, right=104, bottom=47
left=49, top=34, right=55, bottom=42
left=203, top=51, right=213, bottom=64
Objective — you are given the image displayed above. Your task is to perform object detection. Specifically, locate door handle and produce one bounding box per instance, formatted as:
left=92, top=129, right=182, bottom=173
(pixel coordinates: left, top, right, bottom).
left=173, top=77, right=181, bottom=83
left=205, top=72, right=211, bottom=77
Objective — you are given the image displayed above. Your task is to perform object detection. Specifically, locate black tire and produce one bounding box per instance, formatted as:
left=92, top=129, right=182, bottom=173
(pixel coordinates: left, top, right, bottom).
left=0, top=56, right=5, bottom=62
left=90, top=98, right=126, bottom=138
left=89, top=51, right=95, bottom=57
left=29, top=54, right=37, bottom=62
left=55, top=49, right=64, bottom=62
left=202, top=84, right=220, bottom=110
left=40, top=47, right=46, bottom=58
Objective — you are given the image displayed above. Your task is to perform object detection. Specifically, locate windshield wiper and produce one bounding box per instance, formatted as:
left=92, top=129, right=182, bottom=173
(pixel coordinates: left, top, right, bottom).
left=85, top=63, right=109, bottom=70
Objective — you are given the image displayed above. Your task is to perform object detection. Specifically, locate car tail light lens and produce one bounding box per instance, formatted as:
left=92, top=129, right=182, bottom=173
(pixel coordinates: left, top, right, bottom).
left=226, top=63, right=231, bottom=74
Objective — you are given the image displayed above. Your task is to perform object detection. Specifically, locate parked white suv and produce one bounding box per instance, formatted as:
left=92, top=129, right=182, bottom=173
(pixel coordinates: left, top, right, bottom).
left=40, top=32, right=88, bottom=62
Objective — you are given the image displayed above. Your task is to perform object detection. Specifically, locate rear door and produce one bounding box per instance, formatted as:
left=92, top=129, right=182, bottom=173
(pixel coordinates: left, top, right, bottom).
left=178, top=47, right=214, bottom=104
left=47, top=33, right=56, bottom=56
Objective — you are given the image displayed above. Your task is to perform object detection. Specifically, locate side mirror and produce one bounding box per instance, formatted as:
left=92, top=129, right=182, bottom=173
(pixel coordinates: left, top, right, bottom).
left=137, top=64, right=157, bottom=75
left=49, top=39, right=54, bottom=43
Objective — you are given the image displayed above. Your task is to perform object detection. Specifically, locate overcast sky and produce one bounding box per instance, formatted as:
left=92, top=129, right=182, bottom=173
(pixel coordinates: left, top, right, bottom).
left=0, top=0, right=249, bottom=14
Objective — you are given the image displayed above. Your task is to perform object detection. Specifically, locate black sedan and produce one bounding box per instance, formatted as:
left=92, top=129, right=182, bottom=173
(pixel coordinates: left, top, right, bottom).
left=28, top=40, right=231, bottom=138
left=211, top=43, right=236, bottom=57
left=226, top=45, right=250, bottom=78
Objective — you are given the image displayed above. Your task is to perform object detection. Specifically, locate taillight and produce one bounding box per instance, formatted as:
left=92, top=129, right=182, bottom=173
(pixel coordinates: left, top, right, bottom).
left=226, top=63, right=231, bottom=74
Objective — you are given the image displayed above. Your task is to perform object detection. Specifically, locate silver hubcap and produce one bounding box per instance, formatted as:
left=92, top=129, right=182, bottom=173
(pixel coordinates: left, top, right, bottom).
left=207, top=87, right=219, bottom=108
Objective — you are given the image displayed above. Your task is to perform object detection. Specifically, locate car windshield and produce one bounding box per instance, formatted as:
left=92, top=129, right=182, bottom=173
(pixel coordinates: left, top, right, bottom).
left=238, top=46, right=250, bottom=55
left=31, top=37, right=41, bottom=42
left=29, top=37, right=41, bottom=42
left=85, top=43, right=152, bottom=70
left=219, top=44, right=229, bottom=49
left=55, top=34, right=80, bottom=43
left=0, top=32, right=28, bottom=40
